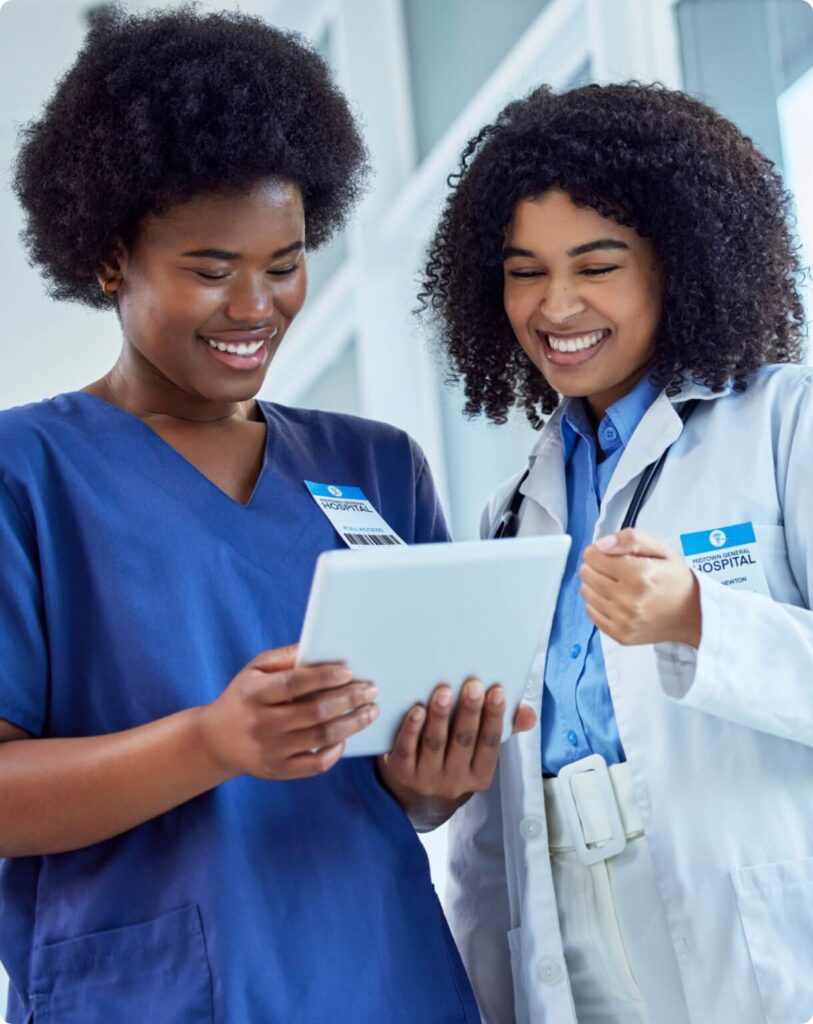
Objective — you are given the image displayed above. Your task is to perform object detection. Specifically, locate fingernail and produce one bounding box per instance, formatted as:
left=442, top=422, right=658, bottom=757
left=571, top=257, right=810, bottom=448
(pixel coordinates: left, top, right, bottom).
left=490, top=687, right=505, bottom=707
left=595, top=534, right=618, bottom=551
left=363, top=684, right=378, bottom=701
left=465, top=680, right=484, bottom=702
left=435, top=688, right=452, bottom=709
left=410, top=705, right=426, bottom=722
left=369, top=705, right=380, bottom=720
left=331, top=667, right=353, bottom=682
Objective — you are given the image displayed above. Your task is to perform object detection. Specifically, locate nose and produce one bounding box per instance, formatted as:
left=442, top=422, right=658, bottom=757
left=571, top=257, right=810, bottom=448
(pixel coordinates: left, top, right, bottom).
left=541, top=276, right=586, bottom=324
left=223, top=273, right=274, bottom=324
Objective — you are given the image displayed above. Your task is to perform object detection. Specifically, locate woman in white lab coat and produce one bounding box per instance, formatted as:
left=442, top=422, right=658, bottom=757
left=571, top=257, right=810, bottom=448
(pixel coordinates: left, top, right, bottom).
left=417, top=82, right=813, bottom=1024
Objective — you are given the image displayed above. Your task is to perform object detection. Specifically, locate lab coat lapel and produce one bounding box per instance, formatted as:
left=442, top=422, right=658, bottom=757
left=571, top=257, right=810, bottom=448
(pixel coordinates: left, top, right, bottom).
left=518, top=404, right=568, bottom=534
left=596, top=382, right=721, bottom=534
left=597, top=391, right=682, bottom=530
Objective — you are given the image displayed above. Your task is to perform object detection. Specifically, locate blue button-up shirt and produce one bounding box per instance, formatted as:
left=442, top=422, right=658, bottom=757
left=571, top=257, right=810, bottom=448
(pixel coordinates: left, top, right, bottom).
left=540, top=375, right=660, bottom=775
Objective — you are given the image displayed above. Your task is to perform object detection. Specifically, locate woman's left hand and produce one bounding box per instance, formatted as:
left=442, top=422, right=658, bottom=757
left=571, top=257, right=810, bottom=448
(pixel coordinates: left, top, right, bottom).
left=377, top=680, right=536, bottom=831
left=579, top=528, right=702, bottom=648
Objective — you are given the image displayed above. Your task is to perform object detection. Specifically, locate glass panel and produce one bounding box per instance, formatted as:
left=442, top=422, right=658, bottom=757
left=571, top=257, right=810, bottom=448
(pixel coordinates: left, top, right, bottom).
left=296, top=337, right=361, bottom=416
left=566, top=56, right=593, bottom=90
left=438, top=376, right=537, bottom=541
left=677, top=0, right=785, bottom=166
left=676, top=0, right=813, bottom=325
left=307, top=233, right=348, bottom=300
left=402, top=0, right=550, bottom=163
left=779, top=66, right=813, bottom=321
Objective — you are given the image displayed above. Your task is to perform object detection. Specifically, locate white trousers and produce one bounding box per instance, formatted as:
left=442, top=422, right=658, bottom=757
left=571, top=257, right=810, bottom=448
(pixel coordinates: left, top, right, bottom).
left=544, top=758, right=691, bottom=1024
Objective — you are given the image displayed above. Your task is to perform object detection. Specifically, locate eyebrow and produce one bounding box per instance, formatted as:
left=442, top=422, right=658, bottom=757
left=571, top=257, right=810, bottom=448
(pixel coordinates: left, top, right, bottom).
left=180, top=240, right=304, bottom=259
left=567, top=238, right=629, bottom=257
left=501, top=238, right=630, bottom=260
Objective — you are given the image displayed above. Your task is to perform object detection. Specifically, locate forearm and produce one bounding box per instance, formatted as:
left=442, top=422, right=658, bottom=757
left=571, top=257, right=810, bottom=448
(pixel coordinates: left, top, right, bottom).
left=0, top=707, right=232, bottom=857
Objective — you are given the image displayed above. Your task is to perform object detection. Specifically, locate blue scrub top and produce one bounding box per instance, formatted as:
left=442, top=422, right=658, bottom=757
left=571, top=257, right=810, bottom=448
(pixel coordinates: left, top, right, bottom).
left=0, top=393, right=480, bottom=1024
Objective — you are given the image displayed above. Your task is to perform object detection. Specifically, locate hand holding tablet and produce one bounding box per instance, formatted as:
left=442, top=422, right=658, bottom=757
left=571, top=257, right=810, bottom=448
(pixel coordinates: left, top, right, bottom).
left=297, top=536, right=570, bottom=755
left=376, top=674, right=538, bottom=829
left=296, top=536, right=569, bottom=823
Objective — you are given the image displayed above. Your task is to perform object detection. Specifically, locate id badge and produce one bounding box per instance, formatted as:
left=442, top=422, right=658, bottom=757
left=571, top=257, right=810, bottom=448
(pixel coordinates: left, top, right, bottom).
left=305, top=481, right=405, bottom=549
left=680, top=521, right=770, bottom=596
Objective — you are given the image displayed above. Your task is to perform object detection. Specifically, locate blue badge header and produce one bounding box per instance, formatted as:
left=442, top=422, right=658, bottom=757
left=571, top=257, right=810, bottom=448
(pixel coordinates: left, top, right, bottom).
left=305, top=481, right=368, bottom=501
left=680, top=521, right=756, bottom=556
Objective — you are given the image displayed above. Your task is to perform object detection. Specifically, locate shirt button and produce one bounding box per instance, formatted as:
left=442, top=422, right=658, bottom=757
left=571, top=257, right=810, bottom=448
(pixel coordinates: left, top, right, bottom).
left=569, top=643, right=581, bottom=659
left=519, top=816, right=543, bottom=839
left=567, top=730, right=579, bottom=747
left=603, top=425, right=618, bottom=442
left=538, top=958, right=564, bottom=985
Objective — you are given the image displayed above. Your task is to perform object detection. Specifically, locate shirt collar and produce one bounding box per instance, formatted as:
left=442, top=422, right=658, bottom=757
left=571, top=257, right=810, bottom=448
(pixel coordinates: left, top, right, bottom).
left=560, top=373, right=661, bottom=458
left=529, top=374, right=734, bottom=460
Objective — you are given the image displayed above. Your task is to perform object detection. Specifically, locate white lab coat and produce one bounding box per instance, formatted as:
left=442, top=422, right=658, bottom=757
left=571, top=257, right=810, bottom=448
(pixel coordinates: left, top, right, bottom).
left=446, top=364, right=813, bottom=1024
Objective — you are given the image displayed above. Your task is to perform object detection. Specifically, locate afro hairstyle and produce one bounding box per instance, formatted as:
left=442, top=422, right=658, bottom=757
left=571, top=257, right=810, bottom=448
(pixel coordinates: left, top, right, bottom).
left=418, top=83, right=805, bottom=427
left=13, top=4, right=369, bottom=308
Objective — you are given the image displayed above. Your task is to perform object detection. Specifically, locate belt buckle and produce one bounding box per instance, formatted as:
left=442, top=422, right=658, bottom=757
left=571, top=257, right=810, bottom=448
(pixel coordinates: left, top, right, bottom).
left=557, top=754, right=627, bottom=866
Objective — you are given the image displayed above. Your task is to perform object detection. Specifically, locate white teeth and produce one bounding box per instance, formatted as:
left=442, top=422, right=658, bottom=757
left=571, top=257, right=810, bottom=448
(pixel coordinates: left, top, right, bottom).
left=546, top=329, right=608, bottom=353
left=206, top=338, right=265, bottom=356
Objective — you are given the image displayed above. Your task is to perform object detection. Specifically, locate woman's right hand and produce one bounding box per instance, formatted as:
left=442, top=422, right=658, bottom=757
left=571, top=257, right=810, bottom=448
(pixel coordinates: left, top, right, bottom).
left=197, top=644, right=379, bottom=781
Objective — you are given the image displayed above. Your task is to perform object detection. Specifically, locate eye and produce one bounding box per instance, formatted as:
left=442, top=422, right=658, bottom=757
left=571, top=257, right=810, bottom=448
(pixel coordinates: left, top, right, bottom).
left=268, top=264, right=299, bottom=277
left=580, top=266, right=618, bottom=277
left=194, top=271, right=229, bottom=281
left=507, top=268, right=545, bottom=279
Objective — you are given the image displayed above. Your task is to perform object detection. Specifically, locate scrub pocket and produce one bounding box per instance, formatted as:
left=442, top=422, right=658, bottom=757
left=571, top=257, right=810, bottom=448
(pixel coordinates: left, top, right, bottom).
left=30, top=904, right=214, bottom=1024
left=732, top=856, right=813, bottom=1024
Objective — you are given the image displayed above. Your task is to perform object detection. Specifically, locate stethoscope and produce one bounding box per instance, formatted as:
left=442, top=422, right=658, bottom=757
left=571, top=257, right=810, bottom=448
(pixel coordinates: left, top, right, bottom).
left=493, top=400, right=699, bottom=539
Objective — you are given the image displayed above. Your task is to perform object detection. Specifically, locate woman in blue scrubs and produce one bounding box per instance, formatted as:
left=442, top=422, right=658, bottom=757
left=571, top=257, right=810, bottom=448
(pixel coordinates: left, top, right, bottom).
left=0, top=9, right=521, bottom=1022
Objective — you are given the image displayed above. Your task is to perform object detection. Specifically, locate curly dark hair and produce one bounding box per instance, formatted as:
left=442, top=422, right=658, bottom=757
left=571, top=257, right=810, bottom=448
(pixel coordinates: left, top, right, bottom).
left=13, top=4, right=368, bottom=309
left=418, top=82, right=805, bottom=427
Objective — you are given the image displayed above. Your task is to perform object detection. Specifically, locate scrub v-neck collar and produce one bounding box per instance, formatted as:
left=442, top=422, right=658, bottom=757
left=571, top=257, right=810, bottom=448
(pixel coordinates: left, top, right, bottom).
left=71, top=391, right=272, bottom=511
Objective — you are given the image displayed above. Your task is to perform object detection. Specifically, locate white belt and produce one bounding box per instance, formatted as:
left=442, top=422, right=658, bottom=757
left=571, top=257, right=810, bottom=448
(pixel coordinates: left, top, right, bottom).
left=544, top=754, right=644, bottom=865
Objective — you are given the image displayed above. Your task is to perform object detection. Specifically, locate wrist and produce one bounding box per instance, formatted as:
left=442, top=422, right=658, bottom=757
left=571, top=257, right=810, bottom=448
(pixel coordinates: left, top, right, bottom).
left=671, top=573, right=702, bottom=648
left=375, top=758, right=466, bottom=830
left=190, top=704, right=240, bottom=786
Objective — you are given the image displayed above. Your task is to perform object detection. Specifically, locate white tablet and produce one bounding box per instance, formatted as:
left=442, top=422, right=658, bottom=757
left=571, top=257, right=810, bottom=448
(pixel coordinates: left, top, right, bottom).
left=296, top=536, right=570, bottom=757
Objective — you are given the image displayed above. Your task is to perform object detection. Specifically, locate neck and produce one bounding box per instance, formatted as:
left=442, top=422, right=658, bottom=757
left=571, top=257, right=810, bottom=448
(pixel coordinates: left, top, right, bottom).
left=584, top=361, right=654, bottom=427
left=89, top=345, right=254, bottom=424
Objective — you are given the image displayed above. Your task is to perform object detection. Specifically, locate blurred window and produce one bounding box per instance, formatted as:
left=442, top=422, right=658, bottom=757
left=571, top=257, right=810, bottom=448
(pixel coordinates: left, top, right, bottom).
left=402, top=0, right=550, bottom=163
left=677, top=0, right=813, bottom=325
left=296, top=338, right=361, bottom=416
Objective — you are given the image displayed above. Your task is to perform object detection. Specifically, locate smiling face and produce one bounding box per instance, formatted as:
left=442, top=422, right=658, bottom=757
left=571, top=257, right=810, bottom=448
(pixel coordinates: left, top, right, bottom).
left=104, top=178, right=307, bottom=413
left=502, top=190, right=662, bottom=419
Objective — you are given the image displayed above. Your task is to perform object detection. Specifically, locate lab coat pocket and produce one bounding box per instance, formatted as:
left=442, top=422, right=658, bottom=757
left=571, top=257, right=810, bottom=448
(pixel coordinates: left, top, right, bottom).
left=507, top=927, right=531, bottom=1024
left=732, top=857, right=813, bottom=1024
left=30, top=904, right=214, bottom=1024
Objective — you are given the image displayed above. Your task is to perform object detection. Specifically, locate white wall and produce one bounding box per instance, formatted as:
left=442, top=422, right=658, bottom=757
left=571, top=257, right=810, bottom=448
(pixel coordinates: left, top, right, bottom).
left=0, top=1, right=118, bottom=410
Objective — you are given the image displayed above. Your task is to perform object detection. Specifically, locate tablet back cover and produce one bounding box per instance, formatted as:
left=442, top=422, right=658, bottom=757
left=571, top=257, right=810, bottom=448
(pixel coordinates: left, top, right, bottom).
left=298, top=537, right=570, bottom=757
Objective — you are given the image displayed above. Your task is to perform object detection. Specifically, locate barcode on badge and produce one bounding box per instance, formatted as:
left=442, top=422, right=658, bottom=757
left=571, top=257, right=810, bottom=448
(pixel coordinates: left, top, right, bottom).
left=345, top=533, right=402, bottom=546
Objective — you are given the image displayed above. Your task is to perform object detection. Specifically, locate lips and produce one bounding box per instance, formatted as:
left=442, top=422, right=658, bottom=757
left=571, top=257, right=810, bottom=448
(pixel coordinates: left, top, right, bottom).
left=197, top=326, right=278, bottom=371
left=536, top=328, right=611, bottom=367
left=200, top=326, right=278, bottom=345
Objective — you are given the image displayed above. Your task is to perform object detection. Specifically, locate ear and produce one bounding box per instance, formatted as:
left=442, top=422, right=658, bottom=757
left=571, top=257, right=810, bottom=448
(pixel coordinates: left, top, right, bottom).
left=96, top=242, right=127, bottom=297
